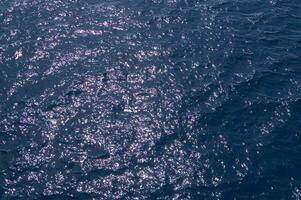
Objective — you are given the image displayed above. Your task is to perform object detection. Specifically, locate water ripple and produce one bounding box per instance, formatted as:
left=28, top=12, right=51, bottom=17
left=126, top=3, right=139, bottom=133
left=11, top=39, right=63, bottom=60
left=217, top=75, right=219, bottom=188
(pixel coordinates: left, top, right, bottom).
left=1, top=0, right=301, bottom=199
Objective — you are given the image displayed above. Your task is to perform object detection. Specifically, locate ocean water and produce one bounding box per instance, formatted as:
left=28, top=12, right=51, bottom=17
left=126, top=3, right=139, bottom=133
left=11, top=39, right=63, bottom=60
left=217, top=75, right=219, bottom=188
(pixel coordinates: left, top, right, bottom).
left=0, top=0, right=301, bottom=199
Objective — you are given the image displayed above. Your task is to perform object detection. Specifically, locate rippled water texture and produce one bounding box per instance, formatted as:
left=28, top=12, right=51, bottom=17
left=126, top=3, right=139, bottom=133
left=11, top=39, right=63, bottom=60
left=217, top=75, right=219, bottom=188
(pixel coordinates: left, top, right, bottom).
left=1, top=0, right=301, bottom=199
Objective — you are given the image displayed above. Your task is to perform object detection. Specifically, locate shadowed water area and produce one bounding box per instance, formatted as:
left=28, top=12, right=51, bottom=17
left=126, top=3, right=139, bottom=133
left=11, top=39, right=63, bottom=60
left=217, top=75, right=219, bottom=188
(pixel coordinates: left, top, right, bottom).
left=0, top=0, right=301, bottom=199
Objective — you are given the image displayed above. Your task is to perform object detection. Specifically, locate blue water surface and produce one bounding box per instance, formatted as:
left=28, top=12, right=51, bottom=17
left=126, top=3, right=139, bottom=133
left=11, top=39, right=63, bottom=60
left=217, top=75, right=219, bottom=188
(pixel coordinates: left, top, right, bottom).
left=0, top=0, right=301, bottom=199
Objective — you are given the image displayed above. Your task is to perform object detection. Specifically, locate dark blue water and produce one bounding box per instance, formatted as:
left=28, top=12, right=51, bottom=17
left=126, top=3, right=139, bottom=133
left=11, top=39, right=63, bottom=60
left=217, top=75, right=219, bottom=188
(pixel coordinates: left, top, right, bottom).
left=1, top=0, right=301, bottom=199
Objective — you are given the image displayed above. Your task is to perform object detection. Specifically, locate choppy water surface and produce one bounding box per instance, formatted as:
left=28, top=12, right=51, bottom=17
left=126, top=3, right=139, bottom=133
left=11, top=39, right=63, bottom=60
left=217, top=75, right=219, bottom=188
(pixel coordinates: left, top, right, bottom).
left=1, top=0, right=301, bottom=199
